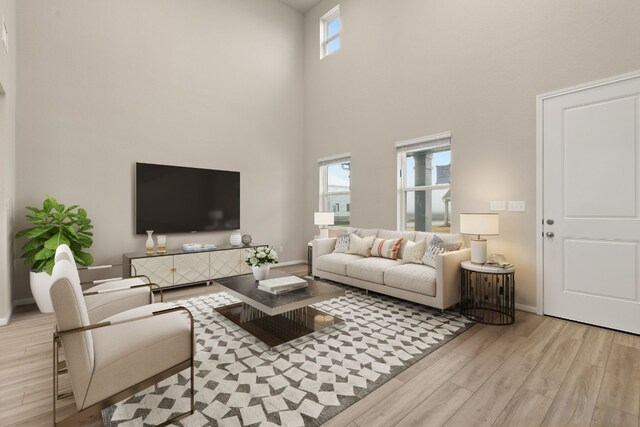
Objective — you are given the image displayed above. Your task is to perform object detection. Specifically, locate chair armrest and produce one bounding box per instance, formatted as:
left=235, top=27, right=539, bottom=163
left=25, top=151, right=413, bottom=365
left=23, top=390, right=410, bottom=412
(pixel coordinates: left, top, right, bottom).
left=83, top=281, right=163, bottom=302
left=55, top=306, right=192, bottom=337
left=78, top=263, right=139, bottom=277
left=436, top=248, right=471, bottom=309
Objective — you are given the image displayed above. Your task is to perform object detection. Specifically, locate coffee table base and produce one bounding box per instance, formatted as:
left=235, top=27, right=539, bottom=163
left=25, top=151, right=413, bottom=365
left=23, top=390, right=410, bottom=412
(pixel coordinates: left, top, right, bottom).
left=215, top=303, right=344, bottom=349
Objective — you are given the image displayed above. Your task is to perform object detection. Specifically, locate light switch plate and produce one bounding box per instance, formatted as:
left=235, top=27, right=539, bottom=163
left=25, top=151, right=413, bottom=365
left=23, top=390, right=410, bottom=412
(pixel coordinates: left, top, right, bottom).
left=490, top=201, right=506, bottom=211
left=508, top=201, right=526, bottom=212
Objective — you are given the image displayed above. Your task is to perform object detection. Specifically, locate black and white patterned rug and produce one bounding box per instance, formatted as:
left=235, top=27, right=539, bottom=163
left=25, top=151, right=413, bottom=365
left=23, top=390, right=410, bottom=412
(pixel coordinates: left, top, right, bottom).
left=102, top=285, right=473, bottom=426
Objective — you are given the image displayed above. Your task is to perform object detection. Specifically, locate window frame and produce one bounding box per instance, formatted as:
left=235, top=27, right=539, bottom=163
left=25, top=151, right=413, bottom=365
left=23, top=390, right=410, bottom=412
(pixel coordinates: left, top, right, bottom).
left=396, top=132, right=452, bottom=232
left=319, top=153, right=351, bottom=226
left=320, top=5, right=341, bottom=59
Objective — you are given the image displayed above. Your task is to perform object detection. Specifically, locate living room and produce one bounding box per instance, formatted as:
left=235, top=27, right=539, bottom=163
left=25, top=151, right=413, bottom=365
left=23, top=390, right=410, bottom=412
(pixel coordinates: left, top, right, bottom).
left=1, top=0, right=640, bottom=426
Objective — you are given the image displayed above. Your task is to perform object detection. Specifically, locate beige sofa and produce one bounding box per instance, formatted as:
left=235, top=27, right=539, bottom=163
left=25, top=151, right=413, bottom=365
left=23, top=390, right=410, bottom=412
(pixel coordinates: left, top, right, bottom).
left=312, top=229, right=471, bottom=310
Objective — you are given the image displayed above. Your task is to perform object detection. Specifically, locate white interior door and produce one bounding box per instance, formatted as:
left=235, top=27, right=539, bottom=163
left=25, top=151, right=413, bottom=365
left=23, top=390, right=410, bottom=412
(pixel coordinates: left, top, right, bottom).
left=542, top=73, right=640, bottom=334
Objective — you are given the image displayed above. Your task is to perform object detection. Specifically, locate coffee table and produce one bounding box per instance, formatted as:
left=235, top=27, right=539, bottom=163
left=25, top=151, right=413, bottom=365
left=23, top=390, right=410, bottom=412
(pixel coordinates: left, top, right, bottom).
left=215, top=270, right=346, bottom=349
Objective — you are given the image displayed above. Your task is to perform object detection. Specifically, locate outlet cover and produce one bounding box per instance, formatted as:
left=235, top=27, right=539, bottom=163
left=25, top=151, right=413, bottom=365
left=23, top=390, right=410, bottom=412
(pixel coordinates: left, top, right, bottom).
left=490, top=201, right=506, bottom=211
left=508, top=201, right=526, bottom=212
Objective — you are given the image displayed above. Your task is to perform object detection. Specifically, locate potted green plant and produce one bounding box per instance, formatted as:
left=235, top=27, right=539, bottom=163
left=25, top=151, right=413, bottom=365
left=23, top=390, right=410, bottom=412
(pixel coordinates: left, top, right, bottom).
left=15, top=195, right=94, bottom=312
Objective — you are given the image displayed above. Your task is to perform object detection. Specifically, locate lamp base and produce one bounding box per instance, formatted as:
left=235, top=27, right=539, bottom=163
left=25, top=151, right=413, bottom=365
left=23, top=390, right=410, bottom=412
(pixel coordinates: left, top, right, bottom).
left=319, top=228, right=329, bottom=239
left=470, top=239, right=487, bottom=264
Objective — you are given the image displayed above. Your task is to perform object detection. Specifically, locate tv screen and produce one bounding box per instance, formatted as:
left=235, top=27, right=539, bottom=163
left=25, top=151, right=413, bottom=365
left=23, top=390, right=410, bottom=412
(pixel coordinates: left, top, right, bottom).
left=135, top=163, right=240, bottom=234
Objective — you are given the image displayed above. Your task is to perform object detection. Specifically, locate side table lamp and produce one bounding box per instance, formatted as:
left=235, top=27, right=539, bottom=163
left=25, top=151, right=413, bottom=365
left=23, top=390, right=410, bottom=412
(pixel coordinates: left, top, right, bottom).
left=460, top=213, right=500, bottom=264
left=314, top=212, right=334, bottom=239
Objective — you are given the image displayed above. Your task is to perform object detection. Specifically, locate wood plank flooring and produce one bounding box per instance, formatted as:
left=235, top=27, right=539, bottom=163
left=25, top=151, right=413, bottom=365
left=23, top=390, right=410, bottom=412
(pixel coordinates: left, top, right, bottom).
left=1, top=263, right=639, bottom=427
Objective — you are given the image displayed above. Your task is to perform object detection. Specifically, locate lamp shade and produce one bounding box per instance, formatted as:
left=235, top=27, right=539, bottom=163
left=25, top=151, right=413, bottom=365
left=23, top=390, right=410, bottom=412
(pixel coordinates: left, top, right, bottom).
left=460, top=213, right=499, bottom=236
left=314, top=212, right=335, bottom=226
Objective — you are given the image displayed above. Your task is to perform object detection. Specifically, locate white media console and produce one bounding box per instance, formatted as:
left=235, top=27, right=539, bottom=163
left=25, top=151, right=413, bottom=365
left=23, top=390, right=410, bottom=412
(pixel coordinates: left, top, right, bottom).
left=123, top=244, right=262, bottom=289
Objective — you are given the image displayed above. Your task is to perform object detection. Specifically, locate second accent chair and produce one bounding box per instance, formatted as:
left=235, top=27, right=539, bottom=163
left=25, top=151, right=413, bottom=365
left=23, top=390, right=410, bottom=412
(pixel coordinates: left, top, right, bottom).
left=50, top=259, right=195, bottom=426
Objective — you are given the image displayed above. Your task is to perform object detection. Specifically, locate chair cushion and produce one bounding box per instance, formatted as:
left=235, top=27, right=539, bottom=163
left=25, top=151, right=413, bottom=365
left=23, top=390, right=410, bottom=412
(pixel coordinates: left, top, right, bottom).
left=84, top=279, right=152, bottom=323
left=384, top=264, right=437, bottom=297
left=316, top=253, right=364, bottom=276
left=347, top=257, right=402, bottom=284
left=84, top=303, right=192, bottom=408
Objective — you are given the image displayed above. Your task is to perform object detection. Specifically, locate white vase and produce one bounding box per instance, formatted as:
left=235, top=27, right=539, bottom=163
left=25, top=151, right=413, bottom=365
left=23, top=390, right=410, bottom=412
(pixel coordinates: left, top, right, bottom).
left=230, top=232, right=242, bottom=247
left=145, top=230, right=155, bottom=254
left=30, top=271, right=54, bottom=313
left=252, top=264, right=270, bottom=281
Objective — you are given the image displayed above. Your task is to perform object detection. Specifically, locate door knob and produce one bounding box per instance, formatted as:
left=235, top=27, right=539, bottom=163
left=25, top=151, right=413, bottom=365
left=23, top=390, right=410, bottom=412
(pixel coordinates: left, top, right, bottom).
left=546, top=219, right=554, bottom=225
left=546, top=232, right=555, bottom=238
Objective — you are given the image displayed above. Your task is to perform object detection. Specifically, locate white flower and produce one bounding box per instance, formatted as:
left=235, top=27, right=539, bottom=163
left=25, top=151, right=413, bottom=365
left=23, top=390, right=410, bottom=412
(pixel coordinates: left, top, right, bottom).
left=257, top=252, right=265, bottom=258
left=270, top=249, right=277, bottom=258
left=249, top=257, right=258, bottom=265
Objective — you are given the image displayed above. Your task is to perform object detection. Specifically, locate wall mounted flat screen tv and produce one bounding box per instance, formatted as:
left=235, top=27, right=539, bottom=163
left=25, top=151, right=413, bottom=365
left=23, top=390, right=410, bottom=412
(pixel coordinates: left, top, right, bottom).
left=136, top=163, right=240, bottom=234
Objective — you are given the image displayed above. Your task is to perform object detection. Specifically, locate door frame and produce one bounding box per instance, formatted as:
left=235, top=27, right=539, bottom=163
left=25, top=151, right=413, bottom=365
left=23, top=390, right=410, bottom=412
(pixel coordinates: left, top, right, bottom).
left=535, top=70, right=640, bottom=316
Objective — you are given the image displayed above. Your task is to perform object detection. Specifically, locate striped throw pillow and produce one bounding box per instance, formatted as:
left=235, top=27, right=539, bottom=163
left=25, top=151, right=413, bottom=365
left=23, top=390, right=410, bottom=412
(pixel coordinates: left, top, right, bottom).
left=370, top=238, right=404, bottom=260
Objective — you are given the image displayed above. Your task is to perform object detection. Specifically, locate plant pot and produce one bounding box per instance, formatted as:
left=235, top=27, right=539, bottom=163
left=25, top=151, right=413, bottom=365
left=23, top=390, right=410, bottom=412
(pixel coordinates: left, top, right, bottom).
left=252, top=264, right=270, bottom=281
left=30, top=271, right=54, bottom=313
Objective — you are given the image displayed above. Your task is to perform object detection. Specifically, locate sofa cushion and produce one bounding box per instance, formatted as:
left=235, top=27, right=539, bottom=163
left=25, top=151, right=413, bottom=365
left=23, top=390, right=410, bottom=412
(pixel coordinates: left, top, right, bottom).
left=347, top=234, right=375, bottom=257
left=384, top=264, right=437, bottom=297
left=356, top=228, right=379, bottom=238
left=370, top=237, right=404, bottom=260
left=378, top=230, right=415, bottom=258
left=347, top=257, right=402, bottom=284
left=316, top=253, right=364, bottom=276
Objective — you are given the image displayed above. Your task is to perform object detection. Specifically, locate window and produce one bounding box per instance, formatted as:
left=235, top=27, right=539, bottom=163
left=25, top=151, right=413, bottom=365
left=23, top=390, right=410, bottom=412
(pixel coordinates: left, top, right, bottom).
left=397, top=133, right=452, bottom=233
left=320, top=5, right=340, bottom=59
left=319, top=153, right=351, bottom=226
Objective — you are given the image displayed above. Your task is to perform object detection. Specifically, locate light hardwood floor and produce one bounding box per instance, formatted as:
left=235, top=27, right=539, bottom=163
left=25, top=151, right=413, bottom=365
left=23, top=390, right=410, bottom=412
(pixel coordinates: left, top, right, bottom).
left=1, top=264, right=639, bottom=427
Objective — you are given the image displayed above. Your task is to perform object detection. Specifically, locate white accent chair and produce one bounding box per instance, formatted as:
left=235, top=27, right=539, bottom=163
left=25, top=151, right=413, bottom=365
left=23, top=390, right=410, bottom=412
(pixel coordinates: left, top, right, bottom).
left=50, top=259, right=194, bottom=426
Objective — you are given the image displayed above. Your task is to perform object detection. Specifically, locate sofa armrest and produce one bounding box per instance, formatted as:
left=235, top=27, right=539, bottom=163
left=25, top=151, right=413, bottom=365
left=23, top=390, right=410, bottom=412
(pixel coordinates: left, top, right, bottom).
left=312, top=238, right=337, bottom=276
left=436, top=248, right=471, bottom=309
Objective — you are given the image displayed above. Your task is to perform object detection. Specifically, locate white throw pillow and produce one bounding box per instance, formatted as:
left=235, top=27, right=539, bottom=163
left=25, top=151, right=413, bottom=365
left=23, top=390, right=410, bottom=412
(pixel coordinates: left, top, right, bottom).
left=421, top=235, right=463, bottom=267
left=347, top=234, right=375, bottom=257
left=370, top=238, right=404, bottom=260
left=401, top=239, right=428, bottom=264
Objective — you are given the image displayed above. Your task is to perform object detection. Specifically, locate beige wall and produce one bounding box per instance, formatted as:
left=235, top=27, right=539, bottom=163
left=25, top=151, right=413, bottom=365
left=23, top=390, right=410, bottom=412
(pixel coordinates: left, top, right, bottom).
left=0, top=0, right=16, bottom=322
left=303, top=0, right=640, bottom=308
left=14, top=0, right=305, bottom=301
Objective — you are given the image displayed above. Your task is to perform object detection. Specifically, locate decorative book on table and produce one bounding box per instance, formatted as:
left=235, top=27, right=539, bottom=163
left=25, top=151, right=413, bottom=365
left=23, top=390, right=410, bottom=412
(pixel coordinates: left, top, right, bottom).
left=258, top=276, right=308, bottom=294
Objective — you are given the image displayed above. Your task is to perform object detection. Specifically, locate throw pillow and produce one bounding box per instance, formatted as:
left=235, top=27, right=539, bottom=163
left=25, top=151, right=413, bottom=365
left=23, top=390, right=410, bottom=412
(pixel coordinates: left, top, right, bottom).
left=421, top=235, right=464, bottom=267
left=370, top=238, right=404, bottom=260
left=347, top=234, right=375, bottom=257
left=401, top=239, right=428, bottom=264
left=333, top=230, right=359, bottom=253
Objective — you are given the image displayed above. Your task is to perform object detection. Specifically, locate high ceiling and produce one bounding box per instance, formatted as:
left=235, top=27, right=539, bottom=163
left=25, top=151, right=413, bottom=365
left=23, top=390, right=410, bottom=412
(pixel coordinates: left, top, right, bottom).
left=278, top=0, right=322, bottom=13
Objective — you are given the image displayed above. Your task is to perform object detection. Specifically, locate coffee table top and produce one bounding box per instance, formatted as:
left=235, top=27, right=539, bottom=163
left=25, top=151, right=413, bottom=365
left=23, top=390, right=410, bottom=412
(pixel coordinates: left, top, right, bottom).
left=215, top=270, right=345, bottom=316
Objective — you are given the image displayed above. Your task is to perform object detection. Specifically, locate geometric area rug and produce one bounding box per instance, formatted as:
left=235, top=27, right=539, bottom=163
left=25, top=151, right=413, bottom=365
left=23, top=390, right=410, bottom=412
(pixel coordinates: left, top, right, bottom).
left=102, top=285, right=474, bottom=426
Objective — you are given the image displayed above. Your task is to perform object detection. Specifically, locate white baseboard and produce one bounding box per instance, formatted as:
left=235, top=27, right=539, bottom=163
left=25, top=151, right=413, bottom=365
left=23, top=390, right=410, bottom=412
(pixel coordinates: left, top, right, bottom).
left=515, top=303, right=537, bottom=313
left=273, top=260, right=306, bottom=268
left=14, top=297, right=35, bottom=306
left=0, top=306, right=13, bottom=326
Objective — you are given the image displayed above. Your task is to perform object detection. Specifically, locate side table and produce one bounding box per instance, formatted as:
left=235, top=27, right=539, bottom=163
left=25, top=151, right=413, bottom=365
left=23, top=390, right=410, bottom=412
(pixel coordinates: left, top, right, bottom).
left=460, top=261, right=515, bottom=325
